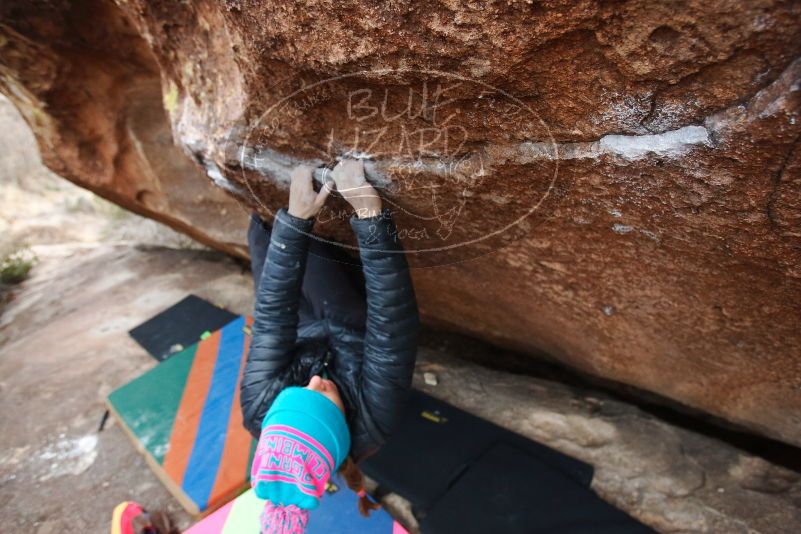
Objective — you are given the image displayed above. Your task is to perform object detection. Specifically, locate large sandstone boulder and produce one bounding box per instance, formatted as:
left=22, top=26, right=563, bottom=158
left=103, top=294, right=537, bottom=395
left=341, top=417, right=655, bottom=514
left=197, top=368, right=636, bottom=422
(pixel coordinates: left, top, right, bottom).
left=1, top=1, right=800, bottom=445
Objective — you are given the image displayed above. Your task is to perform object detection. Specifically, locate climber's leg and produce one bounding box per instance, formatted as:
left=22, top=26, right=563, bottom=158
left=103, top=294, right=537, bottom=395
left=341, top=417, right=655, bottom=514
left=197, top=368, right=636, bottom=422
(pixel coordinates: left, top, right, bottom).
left=302, top=237, right=367, bottom=330
left=247, top=213, right=366, bottom=329
left=247, top=213, right=271, bottom=292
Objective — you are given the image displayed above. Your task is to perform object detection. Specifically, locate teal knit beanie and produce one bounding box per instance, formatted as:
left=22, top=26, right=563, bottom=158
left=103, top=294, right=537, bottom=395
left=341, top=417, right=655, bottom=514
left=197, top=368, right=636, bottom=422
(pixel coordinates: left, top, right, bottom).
left=250, top=387, right=351, bottom=532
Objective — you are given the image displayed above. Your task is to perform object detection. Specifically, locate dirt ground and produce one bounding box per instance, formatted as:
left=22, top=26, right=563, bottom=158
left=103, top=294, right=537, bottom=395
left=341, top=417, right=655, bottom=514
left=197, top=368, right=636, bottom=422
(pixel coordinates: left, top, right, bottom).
left=0, top=95, right=238, bottom=532
left=0, top=244, right=251, bottom=532
left=3, top=241, right=801, bottom=533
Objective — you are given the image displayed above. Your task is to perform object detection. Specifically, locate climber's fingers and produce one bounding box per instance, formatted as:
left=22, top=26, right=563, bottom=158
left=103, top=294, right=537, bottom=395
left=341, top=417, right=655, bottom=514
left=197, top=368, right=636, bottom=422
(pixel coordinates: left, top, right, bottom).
left=313, top=179, right=332, bottom=209
left=288, top=165, right=330, bottom=218
left=290, top=165, right=314, bottom=193
left=331, top=159, right=366, bottom=192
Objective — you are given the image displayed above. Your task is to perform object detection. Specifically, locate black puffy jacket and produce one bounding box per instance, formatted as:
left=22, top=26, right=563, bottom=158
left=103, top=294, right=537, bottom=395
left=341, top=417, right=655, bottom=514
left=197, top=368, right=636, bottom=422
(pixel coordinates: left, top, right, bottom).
left=240, top=208, right=420, bottom=461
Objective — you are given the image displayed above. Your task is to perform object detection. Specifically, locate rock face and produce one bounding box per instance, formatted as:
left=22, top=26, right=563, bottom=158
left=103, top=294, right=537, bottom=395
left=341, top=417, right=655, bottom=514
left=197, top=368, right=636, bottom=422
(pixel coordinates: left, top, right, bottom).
left=2, top=1, right=800, bottom=445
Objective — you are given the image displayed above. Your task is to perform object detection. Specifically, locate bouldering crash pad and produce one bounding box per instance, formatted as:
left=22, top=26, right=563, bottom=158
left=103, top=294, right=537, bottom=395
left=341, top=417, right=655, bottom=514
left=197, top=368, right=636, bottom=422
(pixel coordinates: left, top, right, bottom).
left=361, top=389, right=594, bottom=511
left=108, top=316, right=255, bottom=516
left=184, top=476, right=408, bottom=534
left=128, top=295, right=238, bottom=361
left=420, top=441, right=653, bottom=534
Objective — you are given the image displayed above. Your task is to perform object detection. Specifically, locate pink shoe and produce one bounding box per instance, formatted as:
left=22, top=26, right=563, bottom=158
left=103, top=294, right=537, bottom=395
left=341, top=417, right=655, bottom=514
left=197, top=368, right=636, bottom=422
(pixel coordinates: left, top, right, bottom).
left=110, top=501, right=157, bottom=534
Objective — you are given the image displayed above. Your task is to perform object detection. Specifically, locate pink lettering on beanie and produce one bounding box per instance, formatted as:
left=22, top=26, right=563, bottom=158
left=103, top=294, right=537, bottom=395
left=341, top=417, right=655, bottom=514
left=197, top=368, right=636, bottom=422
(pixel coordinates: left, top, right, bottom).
left=251, top=425, right=333, bottom=498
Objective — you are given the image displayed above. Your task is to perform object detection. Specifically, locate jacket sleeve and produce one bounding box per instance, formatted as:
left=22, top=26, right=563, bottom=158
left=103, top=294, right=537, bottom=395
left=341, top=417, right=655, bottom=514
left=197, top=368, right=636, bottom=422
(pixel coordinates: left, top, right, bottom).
left=240, top=208, right=314, bottom=437
left=350, top=209, right=420, bottom=441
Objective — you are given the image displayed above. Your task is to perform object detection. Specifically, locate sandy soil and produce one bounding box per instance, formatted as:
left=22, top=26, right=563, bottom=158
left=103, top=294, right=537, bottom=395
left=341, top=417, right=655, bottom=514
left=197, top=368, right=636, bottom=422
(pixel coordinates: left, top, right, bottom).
left=0, top=244, right=252, bottom=532
left=0, top=94, right=240, bottom=532
left=3, top=242, right=800, bottom=534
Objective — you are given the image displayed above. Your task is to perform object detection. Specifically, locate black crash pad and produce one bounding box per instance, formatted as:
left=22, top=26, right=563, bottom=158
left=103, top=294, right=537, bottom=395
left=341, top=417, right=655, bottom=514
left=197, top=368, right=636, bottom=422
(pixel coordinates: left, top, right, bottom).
left=361, top=389, right=594, bottom=512
left=420, top=441, right=655, bottom=534
left=128, top=294, right=238, bottom=361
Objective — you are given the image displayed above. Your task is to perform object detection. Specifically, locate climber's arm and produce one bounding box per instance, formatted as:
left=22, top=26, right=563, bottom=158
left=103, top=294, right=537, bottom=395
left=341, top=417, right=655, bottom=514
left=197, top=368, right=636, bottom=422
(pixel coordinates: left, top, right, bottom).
left=331, top=160, right=420, bottom=441
left=351, top=209, right=419, bottom=440
left=240, top=166, right=330, bottom=435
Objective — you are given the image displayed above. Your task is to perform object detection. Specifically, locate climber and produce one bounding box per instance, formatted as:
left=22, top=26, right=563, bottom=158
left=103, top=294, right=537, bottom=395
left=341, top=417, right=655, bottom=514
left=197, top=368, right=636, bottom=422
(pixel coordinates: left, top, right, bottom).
left=239, top=159, right=420, bottom=533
